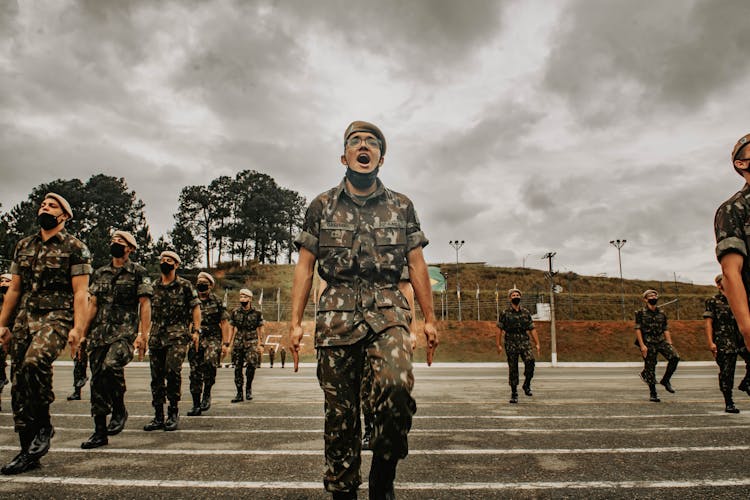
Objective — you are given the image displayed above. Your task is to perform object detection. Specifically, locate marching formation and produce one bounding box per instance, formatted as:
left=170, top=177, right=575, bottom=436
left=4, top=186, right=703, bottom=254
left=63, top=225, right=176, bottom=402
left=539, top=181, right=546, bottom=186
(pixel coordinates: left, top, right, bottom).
left=0, top=125, right=750, bottom=500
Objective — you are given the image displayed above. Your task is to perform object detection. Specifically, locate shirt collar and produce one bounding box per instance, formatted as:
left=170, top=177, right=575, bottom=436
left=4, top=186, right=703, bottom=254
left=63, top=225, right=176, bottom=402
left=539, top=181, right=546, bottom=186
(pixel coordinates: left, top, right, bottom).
left=336, top=177, right=386, bottom=206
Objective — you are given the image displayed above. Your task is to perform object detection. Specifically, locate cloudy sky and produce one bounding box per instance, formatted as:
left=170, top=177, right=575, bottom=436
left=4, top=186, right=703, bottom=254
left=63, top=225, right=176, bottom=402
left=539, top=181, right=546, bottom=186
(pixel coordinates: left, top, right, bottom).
left=2, top=0, right=749, bottom=285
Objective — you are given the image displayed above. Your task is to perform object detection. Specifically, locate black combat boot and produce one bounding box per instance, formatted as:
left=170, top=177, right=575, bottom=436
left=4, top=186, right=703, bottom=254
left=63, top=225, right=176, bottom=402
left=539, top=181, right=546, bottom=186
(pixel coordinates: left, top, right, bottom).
left=509, top=387, right=518, bottom=404
left=659, top=378, right=676, bottom=394
left=522, top=380, right=533, bottom=397
left=107, top=396, right=128, bottom=436
left=81, top=415, right=109, bottom=449
left=649, top=385, right=660, bottom=403
left=246, top=367, right=255, bottom=400
left=143, top=405, right=165, bottom=431
left=164, top=403, right=179, bottom=431
left=369, top=455, right=397, bottom=500
left=1, top=429, right=40, bottom=475
left=724, top=390, right=740, bottom=413
left=231, top=383, right=244, bottom=403
left=660, top=358, right=679, bottom=393
left=200, top=386, right=212, bottom=412
left=187, top=393, right=202, bottom=416
left=28, top=411, right=54, bottom=460
left=67, top=387, right=81, bottom=401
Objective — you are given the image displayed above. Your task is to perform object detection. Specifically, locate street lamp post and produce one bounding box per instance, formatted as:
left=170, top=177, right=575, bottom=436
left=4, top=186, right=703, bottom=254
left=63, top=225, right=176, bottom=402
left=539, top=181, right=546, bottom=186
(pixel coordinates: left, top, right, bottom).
left=609, top=239, right=627, bottom=321
left=449, top=240, right=465, bottom=321
left=543, top=252, right=558, bottom=367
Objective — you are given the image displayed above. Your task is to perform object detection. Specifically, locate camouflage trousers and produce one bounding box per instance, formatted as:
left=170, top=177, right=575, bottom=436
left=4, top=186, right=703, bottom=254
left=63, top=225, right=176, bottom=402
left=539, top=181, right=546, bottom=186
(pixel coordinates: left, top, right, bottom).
left=72, top=342, right=88, bottom=389
left=188, top=337, right=221, bottom=395
left=89, top=339, right=134, bottom=417
left=10, top=309, right=70, bottom=432
left=317, top=325, right=416, bottom=493
left=149, top=343, right=189, bottom=406
left=716, top=348, right=750, bottom=393
left=232, top=344, right=260, bottom=387
left=505, top=342, right=535, bottom=388
left=641, top=340, right=680, bottom=386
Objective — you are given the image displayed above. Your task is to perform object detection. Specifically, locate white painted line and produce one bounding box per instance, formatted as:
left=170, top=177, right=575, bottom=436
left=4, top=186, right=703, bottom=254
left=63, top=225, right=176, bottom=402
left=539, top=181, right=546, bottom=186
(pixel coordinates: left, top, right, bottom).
left=2, top=476, right=750, bottom=490
left=1, top=445, right=747, bottom=456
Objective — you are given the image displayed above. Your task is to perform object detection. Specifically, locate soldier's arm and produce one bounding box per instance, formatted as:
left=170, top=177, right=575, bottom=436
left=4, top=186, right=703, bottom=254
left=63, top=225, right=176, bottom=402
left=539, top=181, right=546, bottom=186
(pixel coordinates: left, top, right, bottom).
left=720, top=253, right=750, bottom=347
left=68, top=274, right=90, bottom=358
left=635, top=327, right=648, bottom=357
left=191, top=304, right=201, bottom=349
left=664, top=329, right=673, bottom=345
left=136, top=296, right=151, bottom=355
left=407, top=246, right=438, bottom=365
left=529, top=327, right=541, bottom=353
left=290, top=247, right=315, bottom=347
left=82, top=295, right=98, bottom=335
left=496, top=326, right=504, bottom=354
left=0, top=275, right=22, bottom=349
left=704, top=318, right=717, bottom=355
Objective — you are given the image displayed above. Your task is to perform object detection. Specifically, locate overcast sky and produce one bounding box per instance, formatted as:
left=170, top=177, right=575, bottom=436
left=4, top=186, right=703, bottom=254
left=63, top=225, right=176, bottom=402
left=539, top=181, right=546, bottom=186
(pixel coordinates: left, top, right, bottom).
left=2, top=0, right=749, bottom=285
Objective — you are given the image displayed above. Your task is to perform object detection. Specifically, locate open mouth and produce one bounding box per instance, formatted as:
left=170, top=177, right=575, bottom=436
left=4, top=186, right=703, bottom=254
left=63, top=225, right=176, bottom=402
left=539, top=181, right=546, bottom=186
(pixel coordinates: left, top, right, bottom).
left=357, top=153, right=370, bottom=164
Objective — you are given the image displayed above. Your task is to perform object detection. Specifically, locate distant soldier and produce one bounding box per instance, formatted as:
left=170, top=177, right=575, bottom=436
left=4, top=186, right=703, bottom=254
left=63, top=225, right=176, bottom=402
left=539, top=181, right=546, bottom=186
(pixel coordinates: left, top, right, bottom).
left=143, top=251, right=201, bottom=432
left=66, top=338, right=88, bottom=400
left=496, top=288, right=540, bottom=404
left=635, top=290, right=680, bottom=402
left=714, top=132, right=750, bottom=382
left=268, top=345, right=276, bottom=368
left=0, top=273, right=14, bottom=411
left=704, top=274, right=750, bottom=413
left=229, top=289, right=264, bottom=402
left=280, top=344, right=287, bottom=368
left=187, top=272, right=230, bottom=416
left=0, top=193, right=91, bottom=475
left=80, top=230, right=152, bottom=448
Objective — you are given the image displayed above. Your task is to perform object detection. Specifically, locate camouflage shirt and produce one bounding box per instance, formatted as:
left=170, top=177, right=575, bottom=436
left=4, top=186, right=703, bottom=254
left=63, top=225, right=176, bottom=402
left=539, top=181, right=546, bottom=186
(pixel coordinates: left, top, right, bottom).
left=294, top=178, right=428, bottom=347
left=635, top=307, right=668, bottom=344
left=230, top=306, right=264, bottom=345
left=88, top=259, right=153, bottom=347
left=10, top=229, right=92, bottom=315
left=199, top=292, right=229, bottom=340
left=498, top=306, right=534, bottom=344
left=150, top=276, right=200, bottom=347
left=703, top=293, right=744, bottom=353
left=714, top=183, right=750, bottom=294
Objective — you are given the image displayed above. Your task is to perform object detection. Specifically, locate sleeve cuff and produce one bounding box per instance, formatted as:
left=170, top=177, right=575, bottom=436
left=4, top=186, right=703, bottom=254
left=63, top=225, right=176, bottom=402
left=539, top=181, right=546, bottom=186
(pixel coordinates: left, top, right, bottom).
left=294, top=231, right=318, bottom=256
left=407, top=230, right=429, bottom=252
left=71, top=264, right=93, bottom=276
left=9, top=262, right=19, bottom=275
left=716, top=237, right=747, bottom=261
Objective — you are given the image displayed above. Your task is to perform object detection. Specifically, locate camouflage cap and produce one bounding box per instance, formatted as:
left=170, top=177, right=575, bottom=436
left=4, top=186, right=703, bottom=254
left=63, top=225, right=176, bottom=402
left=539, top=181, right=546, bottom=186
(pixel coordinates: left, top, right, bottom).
left=508, top=288, right=522, bottom=297
left=642, top=289, right=658, bottom=298
left=732, top=133, right=750, bottom=162
left=715, top=273, right=724, bottom=284
left=344, top=120, right=386, bottom=155
left=159, top=250, right=181, bottom=265
left=239, top=288, right=253, bottom=298
left=112, top=230, right=137, bottom=249
left=197, top=271, right=215, bottom=285
left=44, top=192, right=73, bottom=218
left=0, top=273, right=11, bottom=281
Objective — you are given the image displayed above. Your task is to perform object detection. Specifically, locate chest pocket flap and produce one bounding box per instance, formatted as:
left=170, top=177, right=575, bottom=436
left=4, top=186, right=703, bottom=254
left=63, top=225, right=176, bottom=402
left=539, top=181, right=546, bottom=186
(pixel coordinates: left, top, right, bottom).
left=320, top=221, right=356, bottom=247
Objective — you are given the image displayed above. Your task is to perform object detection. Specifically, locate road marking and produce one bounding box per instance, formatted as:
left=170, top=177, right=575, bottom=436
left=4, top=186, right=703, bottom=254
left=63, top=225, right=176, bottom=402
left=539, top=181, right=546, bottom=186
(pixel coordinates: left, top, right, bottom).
left=1, top=445, right=747, bottom=456
left=2, top=476, right=750, bottom=490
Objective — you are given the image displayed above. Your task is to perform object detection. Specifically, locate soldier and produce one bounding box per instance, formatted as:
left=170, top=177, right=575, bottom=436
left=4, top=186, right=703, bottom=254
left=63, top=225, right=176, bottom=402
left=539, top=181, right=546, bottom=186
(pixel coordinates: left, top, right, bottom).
left=714, top=132, right=750, bottom=377
left=80, top=230, right=152, bottom=448
left=635, top=289, right=680, bottom=402
left=704, top=273, right=750, bottom=413
left=496, top=288, right=540, bottom=404
left=290, top=121, right=438, bottom=500
left=280, top=343, right=287, bottom=368
left=0, top=193, right=92, bottom=475
left=228, top=289, right=264, bottom=402
left=268, top=345, right=275, bottom=368
left=143, top=251, right=201, bottom=432
left=0, top=273, right=14, bottom=411
left=187, top=272, right=230, bottom=416
left=66, top=337, right=88, bottom=400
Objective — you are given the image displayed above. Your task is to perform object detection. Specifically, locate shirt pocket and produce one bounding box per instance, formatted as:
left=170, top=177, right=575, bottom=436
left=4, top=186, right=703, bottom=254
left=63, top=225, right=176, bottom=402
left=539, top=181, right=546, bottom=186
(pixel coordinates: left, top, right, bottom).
left=374, top=222, right=407, bottom=272
left=319, top=221, right=356, bottom=275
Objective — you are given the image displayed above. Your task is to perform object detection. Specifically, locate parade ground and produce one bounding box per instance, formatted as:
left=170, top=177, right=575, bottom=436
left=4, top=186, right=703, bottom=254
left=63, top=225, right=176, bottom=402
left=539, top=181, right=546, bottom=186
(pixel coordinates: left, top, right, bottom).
left=1, top=362, right=749, bottom=499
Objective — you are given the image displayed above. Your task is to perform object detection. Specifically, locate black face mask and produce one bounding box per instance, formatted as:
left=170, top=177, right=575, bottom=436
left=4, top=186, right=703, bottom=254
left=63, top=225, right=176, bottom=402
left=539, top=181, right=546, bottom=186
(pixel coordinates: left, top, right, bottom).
left=346, top=166, right=379, bottom=190
left=511, top=297, right=521, bottom=306
left=37, top=212, right=61, bottom=230
left=160, top=262, right=175, bottom=275
left=240, top=300, right=250, bottom=307
left=647, top=298, right=658, bottom=306
left=110, top=243, right=126, bottom=258
left=197, top=283, right=210, bottom=292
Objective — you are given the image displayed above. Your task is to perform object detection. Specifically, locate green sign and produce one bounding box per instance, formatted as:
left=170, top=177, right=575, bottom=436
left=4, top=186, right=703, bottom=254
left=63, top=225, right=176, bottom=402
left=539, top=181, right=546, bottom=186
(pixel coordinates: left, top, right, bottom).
left=429, top=266, right=445, bottom=292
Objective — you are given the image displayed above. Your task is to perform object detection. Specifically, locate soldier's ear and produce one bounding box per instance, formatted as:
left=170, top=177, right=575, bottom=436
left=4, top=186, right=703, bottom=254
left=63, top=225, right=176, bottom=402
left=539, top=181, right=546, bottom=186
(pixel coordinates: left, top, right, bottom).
left=341, top=155, right=348, bottom=166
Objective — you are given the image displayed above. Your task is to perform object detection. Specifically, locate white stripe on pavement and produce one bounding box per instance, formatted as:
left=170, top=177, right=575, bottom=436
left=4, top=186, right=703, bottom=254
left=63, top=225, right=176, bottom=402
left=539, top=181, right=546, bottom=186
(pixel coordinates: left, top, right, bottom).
left=1, top=445, right=747, bottom=456
left=2, top=476, right=750, bottom=490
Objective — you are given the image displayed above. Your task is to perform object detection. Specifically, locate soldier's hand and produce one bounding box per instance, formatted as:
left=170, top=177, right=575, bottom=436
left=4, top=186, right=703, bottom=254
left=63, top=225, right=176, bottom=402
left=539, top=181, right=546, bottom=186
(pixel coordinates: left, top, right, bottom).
left=221, top=345, right=228, bottom=359
left=68, top=328, right=83, bottom=360
left=409, top=333, right=417, bottom=351
left=134, top=333, right=146, bottom=361
left=536, top=343, right=541, bottom=355
left=423, top=321, right=438, bottom=366
left=640, top=345, right=648, bottom=358
left=290, top=324, right=303, bottom=372
left=192, top=332, right=199, bottom=351
left=0, top=326, right=10, bottom=351
left=709, top=342, right=717, bottom=358
left=496, top=344, right=503, bottom=355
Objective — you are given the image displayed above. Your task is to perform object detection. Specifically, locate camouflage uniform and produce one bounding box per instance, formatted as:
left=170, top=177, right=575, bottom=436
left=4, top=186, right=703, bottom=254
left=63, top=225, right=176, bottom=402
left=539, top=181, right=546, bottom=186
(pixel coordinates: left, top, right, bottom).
left=635, top=307, right=679, bottom=385
left=9, top=230, right=92, bottom=433
left=715, top=183, right=750, bottom=293
left=703, top=293, right=750, bottom=393
left=229, top=306, right=263, bottom=393
left=189, top=293, right=228, bottom=398
left=295, top=178, right=426, bottom=493
left=498, top=306, right=536, bottom=388
left=149, top=277, right=200, bottom=407
left=87, top=260, right=152, bottom=417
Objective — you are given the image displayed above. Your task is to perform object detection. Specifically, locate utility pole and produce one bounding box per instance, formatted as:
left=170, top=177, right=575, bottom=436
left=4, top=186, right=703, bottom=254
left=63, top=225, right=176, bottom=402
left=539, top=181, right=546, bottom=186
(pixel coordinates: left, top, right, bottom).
left=609, top=239, right=627, bottom=321
left=674, top=272, right=680, bottom=320
left=449, top=240, right=465, bottom=321
left=543, top=252, right=558, bottom=367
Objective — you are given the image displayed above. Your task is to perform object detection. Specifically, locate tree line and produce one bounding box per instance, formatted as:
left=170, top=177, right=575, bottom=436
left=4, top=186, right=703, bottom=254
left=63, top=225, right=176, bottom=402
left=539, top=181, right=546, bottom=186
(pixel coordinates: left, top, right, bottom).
left=0, top=171, right=305, bottom=270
